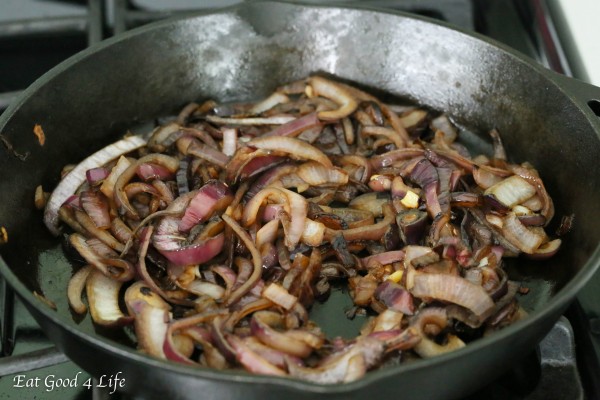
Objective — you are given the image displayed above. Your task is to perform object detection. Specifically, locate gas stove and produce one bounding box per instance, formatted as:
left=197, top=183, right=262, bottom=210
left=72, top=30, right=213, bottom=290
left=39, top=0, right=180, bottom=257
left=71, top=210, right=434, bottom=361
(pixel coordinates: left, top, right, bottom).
left=0, top=1, right=599, bottom=399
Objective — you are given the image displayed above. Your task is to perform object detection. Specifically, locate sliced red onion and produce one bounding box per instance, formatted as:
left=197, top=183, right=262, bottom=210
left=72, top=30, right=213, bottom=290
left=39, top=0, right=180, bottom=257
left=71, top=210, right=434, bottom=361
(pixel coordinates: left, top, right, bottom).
left=163, top=310, right=224, bottom=365
left=222, top=215, right=263, bottom=306
left=186, top=140, right=230, bottom=168
left=206, top=115, right=296, bottom=126
left=511, top=165, right=555, bottom=223
left=362, top=125, right=406, bottom=149
left=179, top=181, right=233, bottom=232
left=411, top=273, right=495, bottom=320
left=396, top=209, right=427, bottom=245
left=242, top=187, right=307, bottom=250
left=348, top=275, right=378, bottom=306
left=242, top=337, right=301, bottom=369
left=148, top=122, right=181, bottom=151
left=430, top=114, right=457, bottom=143
left=526, top=238, right=561, bottom=260
left=44, top=135, right=146, bottom=235
left=114, top=153, right=179, bottom=219
left=375, top=281, right=415, bottom=315
left=238, top=155, right=288, bottom=184
left=110, top=218, right=133, bottom=243
left=371, top=309, right=404, bottom=332
left=247, top=136, right=333, bottom=168
left=287, top=337, right=384, bottom=384
left=69, top=233, right=133, bottom=281
left=226, top=334, right=287, bottom=376
left=134, top=302, right=170, bottom=358
left=176, top=157, right=190, bottom=196
left=450, top=192, right=482, bottom=208
left=156, top=233, right=224, bottom=267
left=362, top=250, right=405, bottom=268
left=249, top=91, right=290, bottom=115
left=62, top=194, right=82, bottom=210
left=99, top=155, right=131, bottom=199
left=484, top=175, right=536, bottom=208
left=136, top=163, right=175, bottom=181
left=86, top=269, right=132, bottom=326
left=349, top=192, right=389, bottom=218
left=244, top=162, right=296, bottom=201
left=250, top=314, right=313, bottom=358
left=124, top=281, right=172, bottom=316
left=74, top=210, right=124, bottom=252
left=86, top=167, right=109, bottom=186
left=473, top=165, right=504, bottom=189
left=80, top=190, right=111, bottom=229
left=297, top=161, right=348, bottom=186
left=262, top=204, right=284, bottom=222
left=404, top=245, right=440, bottom=268
left=125, top=288, right=172, bottom=360
left=327, top=203, right=394, bottom=242
left=410, top=307, right=465, bottom=358
left=67, top=265, right=92, bottom=314
left=518, top=214, right=546, bottom=227
left=300, top=219, right=326, bottom=247
left=501, top=212, right=545, bottom=254
left=369, top=148, right=425, bottom=170
left=308, top=76, right=358, bottom=121
left=369, top=174, right=392, bottom=192
left=185, top=280, right=225, bottom=300
left=262, top=283, right=298, bottom=310
left=264, top=112, right=320, bottom=138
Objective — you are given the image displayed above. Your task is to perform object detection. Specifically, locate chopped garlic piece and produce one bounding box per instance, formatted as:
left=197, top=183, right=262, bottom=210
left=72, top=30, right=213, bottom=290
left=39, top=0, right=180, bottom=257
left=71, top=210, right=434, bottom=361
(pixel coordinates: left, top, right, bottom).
left=387, top=270, right=404, bottom=283
left=400, top=191, right=420, bottom=208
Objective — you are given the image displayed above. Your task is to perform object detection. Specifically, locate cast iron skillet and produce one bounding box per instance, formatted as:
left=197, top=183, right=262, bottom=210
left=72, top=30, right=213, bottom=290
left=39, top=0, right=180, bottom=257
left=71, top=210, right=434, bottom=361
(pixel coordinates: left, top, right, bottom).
left=0, top=1, right=599, bottom=399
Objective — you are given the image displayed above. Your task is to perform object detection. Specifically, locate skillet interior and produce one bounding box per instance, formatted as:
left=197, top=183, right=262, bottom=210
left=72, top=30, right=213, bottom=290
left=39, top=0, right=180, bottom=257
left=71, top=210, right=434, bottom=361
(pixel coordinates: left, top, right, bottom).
left=0, top=1, right=599, bottom=399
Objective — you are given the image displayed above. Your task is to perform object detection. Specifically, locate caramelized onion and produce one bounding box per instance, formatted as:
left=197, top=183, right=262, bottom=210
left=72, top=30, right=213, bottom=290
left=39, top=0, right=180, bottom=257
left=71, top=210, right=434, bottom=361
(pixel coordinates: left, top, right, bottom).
left=67, top=265, right=92, bottom=314
left=44, top=135, right=146, bottom=235
left=43, top=75, right=561, bottom=384
left=411, top=274, right=494, bottom=320
left=247, top=136, right=333, bottom=168
left=86, top=269, right=132, bottom=326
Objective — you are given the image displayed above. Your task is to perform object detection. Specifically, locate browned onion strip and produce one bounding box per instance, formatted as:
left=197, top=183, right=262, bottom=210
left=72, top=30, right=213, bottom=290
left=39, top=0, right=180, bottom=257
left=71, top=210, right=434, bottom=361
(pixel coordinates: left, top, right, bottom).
left=510, top=165, right=555, bottom=223
left=410, top=308, right=465, bottom=358
left=206, top=115, right=296, bottom=126
left=164, top=309, right=226, bottom=365
left=308, top=76, right=358, bottom=121
left=86, top=269, right=132, bottom=326
left=44, top=75, right=562, bottom=384
left=361, top=125, right=406, bottom=149
left=222, top=214, right=263, bottom=306
left=114, top=153, right=179, bottom=219
left=137, top=226, right=194, bottom=306
left=44, top=135, right=147, bottom=235
left=70, top=233, right=134, bottom=281
left=247, top=136, right=333, bottom=168
left=325, top=203, right=395, bottom=242
left=74, top=210, right=125, bottom=252
left=67, top=265, right=93, bottom=314
left=411, top=274, right=495, bottom=320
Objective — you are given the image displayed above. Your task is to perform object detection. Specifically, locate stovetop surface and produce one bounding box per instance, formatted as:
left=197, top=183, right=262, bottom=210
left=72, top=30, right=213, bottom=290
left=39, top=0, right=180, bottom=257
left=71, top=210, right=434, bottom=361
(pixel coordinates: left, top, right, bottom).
left=0, top=1, right=599, bottom=399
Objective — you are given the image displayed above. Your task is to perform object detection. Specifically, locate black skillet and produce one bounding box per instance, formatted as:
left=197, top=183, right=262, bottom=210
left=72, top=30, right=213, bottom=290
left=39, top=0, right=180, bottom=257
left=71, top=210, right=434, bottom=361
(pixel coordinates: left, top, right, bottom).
left=0, top=1, right=599, bottom=399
